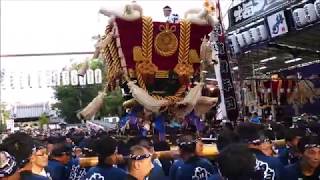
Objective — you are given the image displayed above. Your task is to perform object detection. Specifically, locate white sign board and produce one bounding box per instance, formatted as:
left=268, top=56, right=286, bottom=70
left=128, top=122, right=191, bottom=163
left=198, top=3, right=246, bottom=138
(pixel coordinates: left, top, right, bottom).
left=6, top=119, right=15, bottom=132
left=267, top=11, right=288, bottom=38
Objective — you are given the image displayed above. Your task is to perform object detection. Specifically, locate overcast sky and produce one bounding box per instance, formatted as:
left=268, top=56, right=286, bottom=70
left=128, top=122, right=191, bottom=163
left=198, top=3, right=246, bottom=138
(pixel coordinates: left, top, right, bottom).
left=0, top=0, right=240, bottom=105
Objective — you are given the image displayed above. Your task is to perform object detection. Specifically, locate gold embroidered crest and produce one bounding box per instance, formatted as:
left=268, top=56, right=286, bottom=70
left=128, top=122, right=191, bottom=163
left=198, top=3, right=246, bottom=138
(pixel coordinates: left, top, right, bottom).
left=154, top=24, right=178, bottom=57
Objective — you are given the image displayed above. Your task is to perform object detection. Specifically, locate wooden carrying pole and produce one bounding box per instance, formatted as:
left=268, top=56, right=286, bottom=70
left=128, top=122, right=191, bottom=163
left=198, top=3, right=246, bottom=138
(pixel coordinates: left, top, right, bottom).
left=80, top=144, right=218, bottom=168
left=79, top=140, right=285, bottom=167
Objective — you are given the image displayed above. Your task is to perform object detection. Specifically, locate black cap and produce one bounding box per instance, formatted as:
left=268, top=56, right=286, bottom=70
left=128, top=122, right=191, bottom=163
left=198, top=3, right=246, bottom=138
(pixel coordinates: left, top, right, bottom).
left=163, top=6, right=171, bottom=10
left=94, top=136, right=117, bottom=157
left=51, top=144, right=72, bottom=157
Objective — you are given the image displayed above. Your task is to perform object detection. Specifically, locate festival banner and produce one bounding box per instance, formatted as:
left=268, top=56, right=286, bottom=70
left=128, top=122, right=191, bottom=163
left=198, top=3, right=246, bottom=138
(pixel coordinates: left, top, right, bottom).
left=215, top=0, right=239, bottom=121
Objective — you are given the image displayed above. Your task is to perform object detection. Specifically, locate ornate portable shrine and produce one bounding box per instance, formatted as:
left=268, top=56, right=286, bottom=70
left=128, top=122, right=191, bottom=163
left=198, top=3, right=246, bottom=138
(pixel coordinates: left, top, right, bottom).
left=79, top=0, right=220, bottom=120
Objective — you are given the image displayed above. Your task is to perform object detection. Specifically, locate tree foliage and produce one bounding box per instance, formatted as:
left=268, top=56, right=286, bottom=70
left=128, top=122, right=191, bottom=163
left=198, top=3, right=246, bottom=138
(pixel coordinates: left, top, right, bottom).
left=38, top=113, right=49, bottom=128
left=53, top=84, right=103, bottom=123
left=103, top=88, right=124, bottom=116
left=53, top=58, right=124, bottom=123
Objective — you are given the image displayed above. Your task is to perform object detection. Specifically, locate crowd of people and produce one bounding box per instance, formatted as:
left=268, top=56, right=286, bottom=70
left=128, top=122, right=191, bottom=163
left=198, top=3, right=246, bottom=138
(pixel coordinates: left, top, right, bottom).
left=0, top=117, right=319, bottom=180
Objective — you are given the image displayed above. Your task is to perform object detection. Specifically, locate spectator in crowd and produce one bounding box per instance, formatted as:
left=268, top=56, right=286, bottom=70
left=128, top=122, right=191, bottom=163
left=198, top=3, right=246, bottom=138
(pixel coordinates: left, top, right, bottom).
left=277, top=128, right=302, bottom=165
left=209, top=144, right=262, bottom=180
left=285, top=135, right=320, bottom=179
left=153, top=140, right=172, bottom=176
left=250, top=112, right=261, bottom=124
left=0, top=132, right=32, bottom=180
left=0, top=132, right=50, bottom=180
left=236, top=123, right=286, bottom=180
left=47, top=143, right=72, bottom=180
left=127, top=145, right=154, bottom=180
left=47, top=136, right=66, bottom=154
left=20, top=141, right=51, bottom=180
left=1, top=117, right=320, bottom=180
left=216, top=128, right=239, bottom=151
left=173, top=134, right=217, bottom=180
left=0, top=150, right=20, bottom=180
left=67, top=136, right=97, bottom=180
left=169, top=157, right=184, bottom=180
left=135, top=137, right=166, bottom=180
left=84, top=136, right=127, bottom=180
left=260, top=129, right=276, bottom=157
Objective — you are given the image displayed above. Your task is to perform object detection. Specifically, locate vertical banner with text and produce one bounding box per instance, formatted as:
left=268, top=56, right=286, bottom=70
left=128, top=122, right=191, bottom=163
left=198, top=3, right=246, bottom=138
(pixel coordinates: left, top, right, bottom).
left=214, top=0, right=239, bottom=121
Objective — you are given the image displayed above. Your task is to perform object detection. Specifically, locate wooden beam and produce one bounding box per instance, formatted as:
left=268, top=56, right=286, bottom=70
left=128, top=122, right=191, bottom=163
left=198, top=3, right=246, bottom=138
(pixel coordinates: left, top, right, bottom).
left=79, top=140, right=286, bottom=167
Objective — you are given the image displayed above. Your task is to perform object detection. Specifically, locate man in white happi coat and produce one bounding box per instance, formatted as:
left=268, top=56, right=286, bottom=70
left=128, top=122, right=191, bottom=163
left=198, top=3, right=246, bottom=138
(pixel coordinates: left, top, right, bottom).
left=163, top=5, right=180, bottom=23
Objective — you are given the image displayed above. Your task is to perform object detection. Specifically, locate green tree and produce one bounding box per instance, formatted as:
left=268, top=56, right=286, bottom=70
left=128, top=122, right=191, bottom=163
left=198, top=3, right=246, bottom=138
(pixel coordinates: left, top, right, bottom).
left=102, top=88, right=124, bottom=116
left=89, top=58, right=104, bottom=70
left=53, top=84, right=103, bottom=123
left=38, top=113, right=49, bottom=129
left=53, top=58, right=124, bottom=123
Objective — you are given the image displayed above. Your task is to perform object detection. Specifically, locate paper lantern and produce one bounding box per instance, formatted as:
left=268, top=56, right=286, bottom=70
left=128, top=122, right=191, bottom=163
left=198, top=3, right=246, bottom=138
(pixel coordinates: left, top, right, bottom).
left=45, top=70, right=53, bottom=87
left=256, top=25, right=268, bottom=41
left=62, top=71, right=70, bottom=85
left=304, top=3, right=318, bottom=23
left=10, top=72, right=19, bottom=89
left=315, top=0, right=320, bottom=17
left=1, top=70, right=11, bottom=90
left=94, top=69, right=102, bottom=84
left=70, top=70, right=79, bottom=86
left=86, top=69, right=94, bottom=85
left=228, top=34, right=240, bottom=54
left=29, top=72, right=38, bottom=88
left=293, top=8, right=308, bottom=27
left=79, top=74, right=87, bottom=86
left=236, top=33, right=245, bottom=48
left=249, top=28, right=259, bottom=43
left=19, top=72, right=29, bottom=89
left=38, top=71, right=46, bottom=88
left=52, top=71, right=61, bottom=86
left=242, top=31, right=252, bottom=45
